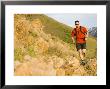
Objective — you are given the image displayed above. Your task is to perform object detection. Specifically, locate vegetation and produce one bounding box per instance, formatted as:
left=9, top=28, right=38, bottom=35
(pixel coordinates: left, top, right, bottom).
left=14, top=14, right=97, bottom=76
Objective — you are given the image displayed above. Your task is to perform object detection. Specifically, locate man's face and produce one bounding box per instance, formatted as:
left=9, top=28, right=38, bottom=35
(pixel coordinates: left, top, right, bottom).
left=75, top=22, right=80, bottom=28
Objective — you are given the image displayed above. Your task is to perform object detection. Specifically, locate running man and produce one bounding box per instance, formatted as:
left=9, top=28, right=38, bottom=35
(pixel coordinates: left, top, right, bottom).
left=71, top=20, right=88, bottom=65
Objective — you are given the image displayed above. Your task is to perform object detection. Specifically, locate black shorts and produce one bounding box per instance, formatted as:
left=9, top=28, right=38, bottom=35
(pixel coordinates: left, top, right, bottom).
left=76, top=43, right=86, bottom=51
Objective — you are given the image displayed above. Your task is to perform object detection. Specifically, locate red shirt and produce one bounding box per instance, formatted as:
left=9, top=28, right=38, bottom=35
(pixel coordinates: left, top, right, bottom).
left=71, top=26, right=87, bottom=43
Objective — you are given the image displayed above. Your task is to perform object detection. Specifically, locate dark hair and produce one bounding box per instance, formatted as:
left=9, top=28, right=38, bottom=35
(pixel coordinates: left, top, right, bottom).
left=75, top=20, right=79, bottom=25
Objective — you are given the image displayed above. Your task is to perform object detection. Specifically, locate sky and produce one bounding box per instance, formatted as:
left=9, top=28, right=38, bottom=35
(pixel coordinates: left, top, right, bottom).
left=46, top=13, right=97, bottom=29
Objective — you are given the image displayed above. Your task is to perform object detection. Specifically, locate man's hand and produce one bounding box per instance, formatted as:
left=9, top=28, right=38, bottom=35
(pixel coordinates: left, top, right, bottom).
left=85, top=32, right=88, bottom=41
left=85, top=37, right=87, bottom=41
left=72, top=37, right=75, bottom=44
left=72, top=40, right=75, bottom=45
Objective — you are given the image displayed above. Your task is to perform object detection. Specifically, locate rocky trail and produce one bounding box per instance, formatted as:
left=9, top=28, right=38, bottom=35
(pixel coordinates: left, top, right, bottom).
left=14, top=55, right=96, bottom=76
left=14, top=14, right=97, bottom=76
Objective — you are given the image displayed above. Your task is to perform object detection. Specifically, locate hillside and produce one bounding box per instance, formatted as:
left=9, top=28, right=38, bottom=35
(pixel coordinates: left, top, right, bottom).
left=24, top=14, right=73, bottom=43
left=89, top=27, right=97, bottom=38
left=14, top=14, right=97, bottom=76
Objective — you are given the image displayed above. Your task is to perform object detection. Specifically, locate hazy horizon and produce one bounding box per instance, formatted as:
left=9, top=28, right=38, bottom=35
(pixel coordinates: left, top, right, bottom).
left=46, top=13, right=97, bottom=29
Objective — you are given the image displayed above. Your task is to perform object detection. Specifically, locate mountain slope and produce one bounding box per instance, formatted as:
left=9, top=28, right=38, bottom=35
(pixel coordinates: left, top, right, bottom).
left=24, top=14, right=73, bottom=43
left=14, top=14, right=97, bottom=76
left=89, top=27, right=97, bottom=37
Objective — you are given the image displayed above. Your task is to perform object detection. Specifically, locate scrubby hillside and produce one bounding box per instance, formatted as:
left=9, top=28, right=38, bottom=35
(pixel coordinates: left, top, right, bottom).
left=24, top=14, right=72, bottom=43
left=14, top=14, right=97, bottom=76
left=89, top=27, right=97, bottom=37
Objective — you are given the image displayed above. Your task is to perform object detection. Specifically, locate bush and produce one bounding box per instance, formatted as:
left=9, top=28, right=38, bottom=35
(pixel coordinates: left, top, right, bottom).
left=14, top=48, right=25, bottom=62
left=27, top=46, right=36, bottom=57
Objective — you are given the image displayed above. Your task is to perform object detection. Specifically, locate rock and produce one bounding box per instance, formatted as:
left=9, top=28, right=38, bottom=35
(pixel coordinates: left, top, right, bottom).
left=56, top=68, right=65, bottom=76
left=14, top=60, right=21, bottom=70
left=72, top=66, right=87, bottom=76
left=65, top=67, right=74, bottom=76
left=14, top=57, right=56, bottom=76
left=35, top=37, right=49, bottom=53
left=86, top=58, right=97, bottom=75
left=24, top=55, right=32, bottom=61
left=31, top=19, right=43, bottom=30
left=68, top=57, right=80, bottom=69
left=53, top=57, right=64, bottom=69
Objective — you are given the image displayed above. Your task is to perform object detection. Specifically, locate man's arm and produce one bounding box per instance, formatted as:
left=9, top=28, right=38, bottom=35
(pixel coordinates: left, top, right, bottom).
left=85, top=28, right=88, bottom=41
left=72, top=37, right=75, bottom=43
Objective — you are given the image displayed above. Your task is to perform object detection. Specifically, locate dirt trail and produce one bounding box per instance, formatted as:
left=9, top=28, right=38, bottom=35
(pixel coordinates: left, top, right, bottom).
left=14, top=15, right=97, bottom=76
left=14, top=55, right=96, bottom=76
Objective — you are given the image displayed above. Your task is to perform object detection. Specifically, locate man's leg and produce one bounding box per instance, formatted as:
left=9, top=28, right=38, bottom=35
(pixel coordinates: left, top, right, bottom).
left=78, top=49, right=84, bottom=60
left=77, top=44, right=86, bottom=65
left=82, top=43, right=86, bottom=58
left=78, top=49, right=86, bottom=65
left=82, top=49, right=86, bottom=58
left=76, top=43, right=84, bottom=60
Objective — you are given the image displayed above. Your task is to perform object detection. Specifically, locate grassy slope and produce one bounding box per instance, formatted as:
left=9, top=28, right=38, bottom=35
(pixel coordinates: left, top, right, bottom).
left=16, top=14, right=97, bottom=59
left=86, top=37, right=97, bottom=59
left=25, top=14, right=73, bottom=43
left=25, top=14, right=97, bottom=59
left=14, top=14, right=97, bottom=76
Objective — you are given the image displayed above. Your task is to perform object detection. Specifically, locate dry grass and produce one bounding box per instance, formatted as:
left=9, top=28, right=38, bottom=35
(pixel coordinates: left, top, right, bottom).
left=14, top=14, right=97, bottom=76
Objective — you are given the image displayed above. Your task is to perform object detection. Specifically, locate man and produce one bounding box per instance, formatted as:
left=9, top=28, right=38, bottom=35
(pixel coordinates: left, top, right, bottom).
left=71, top=20, right=88, bottom=65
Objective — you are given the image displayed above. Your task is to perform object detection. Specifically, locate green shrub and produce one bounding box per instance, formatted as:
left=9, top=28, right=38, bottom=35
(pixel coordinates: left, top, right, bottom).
left=27, top=46, right=36, bottom=57
left=14, top=48, right=25, bottom=62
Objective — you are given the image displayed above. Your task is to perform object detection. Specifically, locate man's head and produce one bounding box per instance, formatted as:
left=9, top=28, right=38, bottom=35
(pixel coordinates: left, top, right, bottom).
left=75, top=20, right=80, bottom=28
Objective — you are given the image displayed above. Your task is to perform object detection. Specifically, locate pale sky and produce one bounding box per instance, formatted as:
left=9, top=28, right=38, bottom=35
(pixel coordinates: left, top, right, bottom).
left=46, top=13, right=97, bottom=29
